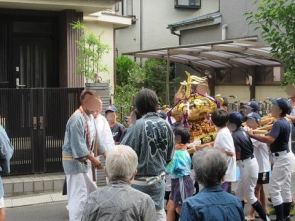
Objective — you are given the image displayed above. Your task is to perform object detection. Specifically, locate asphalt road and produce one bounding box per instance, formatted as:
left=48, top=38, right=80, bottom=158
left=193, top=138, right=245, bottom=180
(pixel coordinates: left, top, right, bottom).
left=6, top=202, right=68, bottom=221
left=5, top=174, right=295, bottom=221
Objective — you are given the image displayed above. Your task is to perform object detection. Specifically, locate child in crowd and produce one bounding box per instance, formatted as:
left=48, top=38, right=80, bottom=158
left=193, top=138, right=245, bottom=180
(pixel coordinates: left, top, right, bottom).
left=229, top=111, right=270, bottom=221
left=105, top=105, right=126, bottom=144
left=244, top=112, right=270, bottom=220
left=211, top=109, right=236, bottom=192
left=172, top=114, right=183, bottom=130
left=165, top=128, right=194, bottom=220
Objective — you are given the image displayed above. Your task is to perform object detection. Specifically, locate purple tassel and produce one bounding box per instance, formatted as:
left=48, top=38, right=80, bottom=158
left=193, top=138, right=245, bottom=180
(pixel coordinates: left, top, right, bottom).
left=183, top=97, right=189, bottom=128
left=167, top=110, right=173, bottom=126
left=167, top=99, right=182, bottom=126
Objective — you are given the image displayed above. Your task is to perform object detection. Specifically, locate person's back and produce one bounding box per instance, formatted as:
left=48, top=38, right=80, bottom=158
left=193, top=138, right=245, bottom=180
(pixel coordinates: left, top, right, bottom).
left=166, top=128, right=194, bottom=219
left=123, top=113, right=174, bottom=176
left=82, top=145, right=157, bottom=221
left=120, top=89, right=174, bottom=221
left=181, top=185, right=244, bottom=221
left=83, top=183, right=155, bottom=221
left=180, top=148, right=244, bottom=221
left=211, top=109, right=236, bottom=192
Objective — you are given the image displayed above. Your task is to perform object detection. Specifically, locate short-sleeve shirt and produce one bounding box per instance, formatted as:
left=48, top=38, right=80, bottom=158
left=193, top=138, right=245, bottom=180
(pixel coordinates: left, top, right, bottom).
left=214, top=127, right=236, bottom=182
left=268, top=118, right=290, bottom=153
left=111, top=122, right=126, bottom=143
left=165, top=149, right=191, bottom=179
left=251, top=138, right=270, bottom=173
left=232, top=128, right=254, bottom=160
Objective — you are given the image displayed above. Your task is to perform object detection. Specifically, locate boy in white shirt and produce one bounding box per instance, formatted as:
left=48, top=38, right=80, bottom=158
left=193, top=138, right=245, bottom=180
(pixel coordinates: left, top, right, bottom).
left=211, top=109, right=236, bottom=192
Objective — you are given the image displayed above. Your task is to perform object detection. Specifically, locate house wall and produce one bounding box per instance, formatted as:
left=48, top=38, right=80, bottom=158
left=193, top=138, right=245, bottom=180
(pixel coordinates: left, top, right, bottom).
left=59, top=10, right=84, bottom=88
left=255, top=86, right=287, bottom=101
left=85, top=21, right=115, bottom=94
left=180, top=0, right=262, bottom=44
left=115, top=0, right=219, bottom=55
left=214, top=85, right=287, bottom=104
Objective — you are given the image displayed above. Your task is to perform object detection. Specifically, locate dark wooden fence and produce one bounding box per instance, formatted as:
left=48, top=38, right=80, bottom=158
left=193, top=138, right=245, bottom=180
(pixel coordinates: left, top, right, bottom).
left=0, top=88, right=84, bottom=175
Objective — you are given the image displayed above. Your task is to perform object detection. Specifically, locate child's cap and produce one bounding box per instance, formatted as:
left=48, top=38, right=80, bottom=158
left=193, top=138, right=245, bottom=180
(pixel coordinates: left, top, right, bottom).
left=105, top=105, right=118, bottom=113
left=229, top=111, right=244, bottom=127
left=243, top=101, right=259, bottom=112
left=246, top=112, right=261, bottom=123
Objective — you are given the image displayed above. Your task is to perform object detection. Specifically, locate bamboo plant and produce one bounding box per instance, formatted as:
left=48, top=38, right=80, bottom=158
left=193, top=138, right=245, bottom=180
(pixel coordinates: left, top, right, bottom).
left=71, top=21, right=110, bottom=83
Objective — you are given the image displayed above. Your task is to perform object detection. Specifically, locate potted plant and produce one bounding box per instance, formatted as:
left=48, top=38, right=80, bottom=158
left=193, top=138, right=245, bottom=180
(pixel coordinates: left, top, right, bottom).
left=71, top=21, right=110, bottom=90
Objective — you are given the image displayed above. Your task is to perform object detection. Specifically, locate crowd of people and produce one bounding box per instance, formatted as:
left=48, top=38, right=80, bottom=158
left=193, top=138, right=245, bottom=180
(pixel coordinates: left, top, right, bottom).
left=61, top=88, right=295, bottom=221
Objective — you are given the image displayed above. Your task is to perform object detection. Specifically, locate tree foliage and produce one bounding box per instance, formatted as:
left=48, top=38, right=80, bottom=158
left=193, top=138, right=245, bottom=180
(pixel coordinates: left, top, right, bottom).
left=114, top=56, right=145, bottom=108
left=116, top=56, right=137, bottom=86
left=114, top=56, right=169, bottom=108
left=72, top=21, right=110, bottom=82
left=245, top=0, right=295, bottom=86
left=144, top=59, right=168, bottom=104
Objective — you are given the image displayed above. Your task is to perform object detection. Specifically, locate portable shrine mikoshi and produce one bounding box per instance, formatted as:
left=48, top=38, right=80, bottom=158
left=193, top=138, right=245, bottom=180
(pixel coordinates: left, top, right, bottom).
left=167, top=71, right=224, bottom=154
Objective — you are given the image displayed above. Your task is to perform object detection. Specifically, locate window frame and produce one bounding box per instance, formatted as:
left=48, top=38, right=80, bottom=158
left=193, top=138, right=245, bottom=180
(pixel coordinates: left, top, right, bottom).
left=174, top=0, right=201, bottom=9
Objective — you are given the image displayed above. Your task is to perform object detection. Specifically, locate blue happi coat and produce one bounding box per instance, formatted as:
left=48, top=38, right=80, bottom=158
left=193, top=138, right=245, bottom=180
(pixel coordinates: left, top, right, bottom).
left=0, top=125, right=14, bottom=198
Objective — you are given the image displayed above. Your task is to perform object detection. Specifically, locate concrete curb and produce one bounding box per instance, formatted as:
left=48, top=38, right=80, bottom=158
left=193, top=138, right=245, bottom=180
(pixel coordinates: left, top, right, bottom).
left=4, top=192, right=67, bottom=208
left=3, top=173, right=65, bottom=197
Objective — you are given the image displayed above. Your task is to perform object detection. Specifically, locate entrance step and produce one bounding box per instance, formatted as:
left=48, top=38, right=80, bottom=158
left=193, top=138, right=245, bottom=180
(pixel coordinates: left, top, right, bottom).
left=2, top=173, right=65, bottom=197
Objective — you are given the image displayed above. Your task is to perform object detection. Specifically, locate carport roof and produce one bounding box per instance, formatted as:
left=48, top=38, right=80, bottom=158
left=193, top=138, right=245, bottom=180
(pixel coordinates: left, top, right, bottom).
left=122, top=39, right=281, bottom=70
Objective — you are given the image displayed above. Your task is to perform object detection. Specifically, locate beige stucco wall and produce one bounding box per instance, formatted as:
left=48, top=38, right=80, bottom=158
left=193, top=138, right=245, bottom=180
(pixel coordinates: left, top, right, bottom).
left=255, top=86, right=287, bottom=101
left=85, top=21, right=114, bottom=94
left=215, top=85, right=287, bottom=103
left=215, top=86, right=250, bottom=103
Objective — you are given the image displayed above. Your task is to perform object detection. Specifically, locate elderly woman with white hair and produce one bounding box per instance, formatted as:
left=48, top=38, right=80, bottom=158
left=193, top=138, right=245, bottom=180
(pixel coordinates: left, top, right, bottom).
left=82, top=145, right=156, bottom=221
left=180, top=148, right=244, bottom=221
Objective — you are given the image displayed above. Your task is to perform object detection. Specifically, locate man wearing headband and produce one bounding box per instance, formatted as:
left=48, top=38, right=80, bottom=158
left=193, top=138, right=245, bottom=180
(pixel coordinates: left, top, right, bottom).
left=62, top=90, right=107, bottom=221
left=249, top=98, right=292, bottom=221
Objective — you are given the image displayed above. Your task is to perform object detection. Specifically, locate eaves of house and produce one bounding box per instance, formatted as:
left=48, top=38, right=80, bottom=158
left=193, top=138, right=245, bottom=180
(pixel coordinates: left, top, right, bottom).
left=167, top=12, right=222, bottom=32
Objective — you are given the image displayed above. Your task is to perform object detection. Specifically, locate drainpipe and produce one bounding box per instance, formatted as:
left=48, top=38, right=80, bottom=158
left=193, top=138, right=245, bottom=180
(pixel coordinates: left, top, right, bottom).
left=222, top=24, right=228, bottom=40
left=170, top=28, right=181, bottom=45
left=139, top=0, right=143, bottom=66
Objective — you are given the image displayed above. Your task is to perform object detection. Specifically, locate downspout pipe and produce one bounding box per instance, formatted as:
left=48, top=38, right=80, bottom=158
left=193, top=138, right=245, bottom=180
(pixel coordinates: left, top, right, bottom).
left=170, top=28, right=181, bottom=45
left=139, top=0, right=143, bottom=66
left=222, top=24, right=228, bottom=40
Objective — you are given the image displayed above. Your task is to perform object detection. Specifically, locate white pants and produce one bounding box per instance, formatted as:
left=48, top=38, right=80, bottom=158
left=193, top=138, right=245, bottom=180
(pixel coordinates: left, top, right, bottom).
left=236, top=157, right=258, bottom=205
left=156, top=208, right=166, bottom=221
left=269, top=151, right=292, bottom=206
left=66, top=169, right=97, bottom=221
left=0, top=197, right=4, bottom=208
